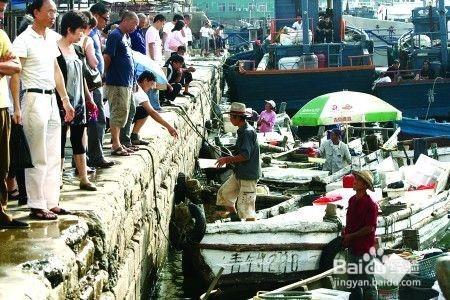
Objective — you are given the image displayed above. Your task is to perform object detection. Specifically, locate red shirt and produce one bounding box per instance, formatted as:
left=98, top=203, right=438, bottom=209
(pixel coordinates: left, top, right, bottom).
left=345, top=194, right=378, bottom=255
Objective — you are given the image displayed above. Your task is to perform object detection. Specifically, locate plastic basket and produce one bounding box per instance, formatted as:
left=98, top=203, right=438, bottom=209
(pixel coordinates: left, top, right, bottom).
left=417, top=253, right=450, bottom=280
left=378, top=285, right=399, bottom=300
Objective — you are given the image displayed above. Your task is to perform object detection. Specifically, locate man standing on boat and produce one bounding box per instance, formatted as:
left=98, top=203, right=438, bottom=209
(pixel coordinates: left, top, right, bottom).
left=342, top=170, right=378, bottom=300
left=216, top=102, right=261, bottom=221
left=318, top=128, right=351, bottom=174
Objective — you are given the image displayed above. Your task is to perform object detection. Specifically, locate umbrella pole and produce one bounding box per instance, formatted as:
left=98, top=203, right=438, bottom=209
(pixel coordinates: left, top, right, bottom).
left=345, top=124, right=349, bottom=143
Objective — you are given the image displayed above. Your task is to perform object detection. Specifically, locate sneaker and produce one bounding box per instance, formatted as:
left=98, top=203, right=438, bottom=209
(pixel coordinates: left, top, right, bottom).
left=131, top=133, right=149, bottom=146
left=132, top=139, right=149, bottom=146
left=90, top=160, right=115, bottom=169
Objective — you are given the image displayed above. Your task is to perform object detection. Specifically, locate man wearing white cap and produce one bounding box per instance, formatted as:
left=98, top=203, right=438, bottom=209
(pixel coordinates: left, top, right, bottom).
left=342, top=170, right=378, bottom=299
left=216, top=102, right=261, bottom=221
left=257, top=100, right=276, bottom=133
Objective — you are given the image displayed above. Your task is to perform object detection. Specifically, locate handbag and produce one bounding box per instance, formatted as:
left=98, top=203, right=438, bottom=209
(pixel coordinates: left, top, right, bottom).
left=79, top=37, right=102, bottom=91
left=9, top=123, right=34, bottom=169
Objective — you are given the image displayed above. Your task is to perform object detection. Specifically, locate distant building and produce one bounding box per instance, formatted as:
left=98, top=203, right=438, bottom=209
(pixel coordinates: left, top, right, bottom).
left=193, top=0, right=275, bottom=25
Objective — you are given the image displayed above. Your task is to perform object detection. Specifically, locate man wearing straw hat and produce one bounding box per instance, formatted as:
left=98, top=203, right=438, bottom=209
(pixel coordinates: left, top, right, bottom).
left=342, top=170, right=378, bottom=300
left=216, top=102, right=261, bottom=221
left=318, top=128, right=352, bottom=174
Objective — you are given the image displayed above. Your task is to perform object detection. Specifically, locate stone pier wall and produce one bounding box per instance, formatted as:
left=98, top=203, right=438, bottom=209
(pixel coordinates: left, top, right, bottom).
left=0, top=59, right=223, bottom=300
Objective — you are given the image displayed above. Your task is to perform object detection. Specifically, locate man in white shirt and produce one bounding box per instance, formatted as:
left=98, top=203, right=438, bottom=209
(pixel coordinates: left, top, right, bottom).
left=318, top=128, right=352, bottom=174
left=200, top=21, right=212, bottom=56
left=11, top=0, right=74, bottom=220
left=162, top=14, right=183, bottom=47
left=292, top=15, right=302, bottom=31
left=145, top=13, right=165, bottom=65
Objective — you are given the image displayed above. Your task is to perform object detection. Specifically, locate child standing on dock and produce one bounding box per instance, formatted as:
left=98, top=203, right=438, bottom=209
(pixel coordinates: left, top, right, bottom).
left=342, top=170, right=378, bottom=300
left=216, top=102, right=261, bottom=221
left=257, top=100, right=276, bottom=133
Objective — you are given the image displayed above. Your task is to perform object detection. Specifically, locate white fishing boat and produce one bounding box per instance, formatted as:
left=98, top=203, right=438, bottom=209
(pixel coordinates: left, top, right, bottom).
left=183, top=146, right=450, bottom=288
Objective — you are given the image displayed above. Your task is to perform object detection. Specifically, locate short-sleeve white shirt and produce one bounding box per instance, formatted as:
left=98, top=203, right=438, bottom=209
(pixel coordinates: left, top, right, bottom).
left=200, top=26, right=211, bottom=38
left=292, top=21, right=303, bottom=31
left=163, top=22, right=174, bottom=36
left=12, top=26, right=60, bottom=90
left=145, top=26, right=163, bottom=63
left=184, top=26, right=193, bottom=42
left=133, top=85, right=149, bottom=106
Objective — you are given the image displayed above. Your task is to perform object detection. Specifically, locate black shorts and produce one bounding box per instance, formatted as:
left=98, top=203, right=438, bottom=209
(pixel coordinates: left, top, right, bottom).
left=133, top=106, right=149, bottom=123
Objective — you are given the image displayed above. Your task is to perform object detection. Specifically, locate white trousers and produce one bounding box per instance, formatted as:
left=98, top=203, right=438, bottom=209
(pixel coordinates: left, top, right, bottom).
left=22, top=92, right=61, bottom=210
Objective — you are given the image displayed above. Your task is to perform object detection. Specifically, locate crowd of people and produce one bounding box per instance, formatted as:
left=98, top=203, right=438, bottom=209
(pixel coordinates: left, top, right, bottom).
left=199, top=21, right=225, bottom=57
left=0, top=0, right=232, bottom=228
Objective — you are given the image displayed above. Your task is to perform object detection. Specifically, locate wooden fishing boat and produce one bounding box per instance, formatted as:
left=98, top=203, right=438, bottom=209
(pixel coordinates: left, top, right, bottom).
left=183, top=146, right=450, bottom=288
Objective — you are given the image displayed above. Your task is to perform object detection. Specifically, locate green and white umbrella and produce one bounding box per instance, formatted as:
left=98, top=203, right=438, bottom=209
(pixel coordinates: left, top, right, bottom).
left=292, top=91, right=402, bottom=126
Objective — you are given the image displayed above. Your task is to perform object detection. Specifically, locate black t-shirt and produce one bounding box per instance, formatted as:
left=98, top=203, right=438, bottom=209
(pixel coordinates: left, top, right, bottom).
left=420, top=67, right=436, bottom=80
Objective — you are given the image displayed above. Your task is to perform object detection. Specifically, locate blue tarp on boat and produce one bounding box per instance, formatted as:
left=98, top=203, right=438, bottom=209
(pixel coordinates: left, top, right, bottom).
left=397, top=117, right=450, bottom=138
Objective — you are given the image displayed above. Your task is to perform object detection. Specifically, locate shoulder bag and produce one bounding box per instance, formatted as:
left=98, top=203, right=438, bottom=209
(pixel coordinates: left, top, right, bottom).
left=78, top=37, right=102, bottom=91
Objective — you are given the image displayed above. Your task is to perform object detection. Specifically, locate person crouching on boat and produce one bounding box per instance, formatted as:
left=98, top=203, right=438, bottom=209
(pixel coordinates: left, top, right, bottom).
left=342, top=170, right=378, bottom=300
left=257, top=100, right=276, bottom=133
left=216, top=102, right=261, bottom=221
left=318, top=128, right=351, bottom=174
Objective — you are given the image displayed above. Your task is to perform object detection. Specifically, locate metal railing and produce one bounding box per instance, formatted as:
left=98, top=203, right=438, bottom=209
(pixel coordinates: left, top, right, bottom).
left=365, top=27, right=408, bottom=46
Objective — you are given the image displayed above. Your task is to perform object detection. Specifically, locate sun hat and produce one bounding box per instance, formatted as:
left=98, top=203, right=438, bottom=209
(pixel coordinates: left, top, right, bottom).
left=226, top=102, right=252, bottom=116
left=265, top=100, right=276, bottom=109
left=353, top=170, right=375, bottom=192
left=331, top=128, right=342, bottom=135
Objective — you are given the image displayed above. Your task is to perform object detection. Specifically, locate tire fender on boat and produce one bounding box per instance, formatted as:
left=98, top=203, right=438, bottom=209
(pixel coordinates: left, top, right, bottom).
left=170, top=201, right=206, bottom=250
left=174, top=172, right=187, bottom=205
left=187, top=202, right=206, bottom=245
left=319, top=236, right=344, bottom=272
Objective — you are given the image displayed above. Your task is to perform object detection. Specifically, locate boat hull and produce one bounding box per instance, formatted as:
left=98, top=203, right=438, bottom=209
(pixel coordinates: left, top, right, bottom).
left=184, top=192, right=450, bottom=287
left=374, top=80, right=450, bottom=119
left=224, top=66, right=376, bottom=113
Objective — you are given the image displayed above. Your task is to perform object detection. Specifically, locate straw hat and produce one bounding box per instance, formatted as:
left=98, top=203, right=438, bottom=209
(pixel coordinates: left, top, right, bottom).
left=265, top=100, right=276, bottom=109
left=226, top=102, right=252, bottom=116
left=353, top=170, right=374, bottom=192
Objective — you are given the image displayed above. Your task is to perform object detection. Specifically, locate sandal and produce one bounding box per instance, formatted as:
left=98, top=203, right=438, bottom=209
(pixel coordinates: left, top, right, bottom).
left=123, top=144, right=140, bottom=151
left=111, top=146, right=130, bottom=156
left=122, top=146, right=135, bottom=153
left=50, top=207, right=72, bottom=215
left=29, top=209, right=58, bottom=220
left=7, top=188, right=20, bottom=201
left=0, top=219, right=30, bottom=229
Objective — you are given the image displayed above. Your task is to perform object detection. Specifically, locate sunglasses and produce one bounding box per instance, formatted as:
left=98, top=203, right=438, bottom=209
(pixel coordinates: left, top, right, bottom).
left=100, top=15, right=109, bottom=22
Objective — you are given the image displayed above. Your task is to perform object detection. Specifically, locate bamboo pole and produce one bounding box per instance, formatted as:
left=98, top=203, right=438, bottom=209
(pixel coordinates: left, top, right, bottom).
left=261, top=266, right=340, bottom=295
left=201, top=266, right=224, bottom=300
